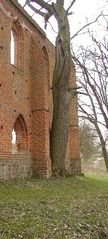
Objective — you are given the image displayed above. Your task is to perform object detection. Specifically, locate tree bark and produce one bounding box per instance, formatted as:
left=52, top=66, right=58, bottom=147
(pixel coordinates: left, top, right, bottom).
left=50, top=3, right=73, bottom=176
left=101, top=141, right=108, bottom=172
left=97, top=125, right=108, bottom=172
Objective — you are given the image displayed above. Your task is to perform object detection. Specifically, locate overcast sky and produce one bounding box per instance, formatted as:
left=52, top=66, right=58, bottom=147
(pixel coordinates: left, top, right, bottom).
left=18, top=0, right=107, bottom=44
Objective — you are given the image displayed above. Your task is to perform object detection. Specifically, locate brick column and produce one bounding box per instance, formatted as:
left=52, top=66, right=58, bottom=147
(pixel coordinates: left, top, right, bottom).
left=30, top=42, right=51, bottom=177
left=66, top=63, right=81, bottom=175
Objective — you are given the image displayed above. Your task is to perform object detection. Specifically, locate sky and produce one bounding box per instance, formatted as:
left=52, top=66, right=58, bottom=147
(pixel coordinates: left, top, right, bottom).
left=17, top=0, right=107, bottom=44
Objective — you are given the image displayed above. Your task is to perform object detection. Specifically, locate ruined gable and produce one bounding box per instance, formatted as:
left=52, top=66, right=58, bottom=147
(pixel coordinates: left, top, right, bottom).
left=0, top=0, right=81, bottom=179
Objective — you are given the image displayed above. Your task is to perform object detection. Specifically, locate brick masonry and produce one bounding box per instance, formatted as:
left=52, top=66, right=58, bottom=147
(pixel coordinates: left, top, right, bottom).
left=0, top=0, right=81, bottom=179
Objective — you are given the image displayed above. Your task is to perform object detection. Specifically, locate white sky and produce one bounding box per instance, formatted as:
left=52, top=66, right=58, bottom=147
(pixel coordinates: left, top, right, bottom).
left=18, top=0, right=107, bottom=44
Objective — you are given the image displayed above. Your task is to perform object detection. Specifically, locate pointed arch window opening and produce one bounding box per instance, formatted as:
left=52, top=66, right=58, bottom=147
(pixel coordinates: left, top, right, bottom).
left=10, top=30, right=15, bottom=65
left=11, top=115, right=28, bottom=154
left=10, top=23, right=24, bottom=68
left=12, top=128, right=16, bottom=145
left=12, top=128, right=17, bottom=154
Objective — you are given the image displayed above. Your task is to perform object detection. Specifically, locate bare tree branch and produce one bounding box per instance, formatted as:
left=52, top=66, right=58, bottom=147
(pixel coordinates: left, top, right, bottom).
left=25, top=0, right=51, bottom=12
left=66, top=0, right=77, bottom=15
left=71, top=14, right=103, bottom=39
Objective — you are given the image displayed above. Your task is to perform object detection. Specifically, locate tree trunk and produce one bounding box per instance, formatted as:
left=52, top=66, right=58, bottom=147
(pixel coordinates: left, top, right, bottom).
left=26, top=0, right=78, bottom=176
left=50, top=9, right=72, bottom=175
left=50, top=73, right=71, bottom=176
left=101, top=141, right=108, bottom=172
left=96, top=125, right=108, bottom=172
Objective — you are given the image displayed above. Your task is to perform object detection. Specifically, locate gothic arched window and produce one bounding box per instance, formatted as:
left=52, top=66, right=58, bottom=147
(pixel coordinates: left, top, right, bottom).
left=10, top=20, right=24, bottom=68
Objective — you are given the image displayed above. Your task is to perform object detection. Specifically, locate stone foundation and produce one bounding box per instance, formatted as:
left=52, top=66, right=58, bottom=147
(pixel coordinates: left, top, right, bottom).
left=0, top=155, right=32, bottom=180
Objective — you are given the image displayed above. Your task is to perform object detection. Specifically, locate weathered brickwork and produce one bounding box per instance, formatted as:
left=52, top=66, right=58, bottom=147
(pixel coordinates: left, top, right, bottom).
left=0, top=155, right=32, bottom=180
left=0, top=0, right=81, bottom=179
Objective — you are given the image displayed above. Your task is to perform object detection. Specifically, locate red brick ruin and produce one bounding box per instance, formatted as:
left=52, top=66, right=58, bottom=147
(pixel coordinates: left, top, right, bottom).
left=0, top=0, right=81, bottom=179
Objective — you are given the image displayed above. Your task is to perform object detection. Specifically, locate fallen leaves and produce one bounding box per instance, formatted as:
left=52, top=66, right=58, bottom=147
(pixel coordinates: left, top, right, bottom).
left=0, top=176, right=108, bottom=239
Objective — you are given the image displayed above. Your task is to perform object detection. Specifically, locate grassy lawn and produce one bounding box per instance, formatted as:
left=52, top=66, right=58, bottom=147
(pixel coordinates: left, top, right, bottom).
left=0, top=175, right=108, bottom=239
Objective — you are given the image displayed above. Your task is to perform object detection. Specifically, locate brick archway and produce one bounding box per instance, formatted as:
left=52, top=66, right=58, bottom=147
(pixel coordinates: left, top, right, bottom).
left=13, top=114, right=28, bottom=153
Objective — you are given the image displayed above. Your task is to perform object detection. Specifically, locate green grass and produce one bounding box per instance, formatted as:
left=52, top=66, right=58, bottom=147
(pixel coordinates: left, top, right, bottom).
left=0, top=176, right=108, bottom=239
left=82, top=155, right=107, bottom=176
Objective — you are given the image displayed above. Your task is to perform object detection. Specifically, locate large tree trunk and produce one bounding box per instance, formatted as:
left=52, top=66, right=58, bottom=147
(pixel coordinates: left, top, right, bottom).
left=26, top=0, right=77, bottom=176
left=96, top=125, right=108, bottom=172
left=50, top=55, right=72, bottom=175
left=101, top=141, right=108, bottom=172
left=50, top=2, right=73, bottom=175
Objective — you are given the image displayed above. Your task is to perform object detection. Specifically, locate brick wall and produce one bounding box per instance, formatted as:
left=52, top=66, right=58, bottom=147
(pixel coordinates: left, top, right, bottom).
left=0, top=0, right=81, bottom=179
